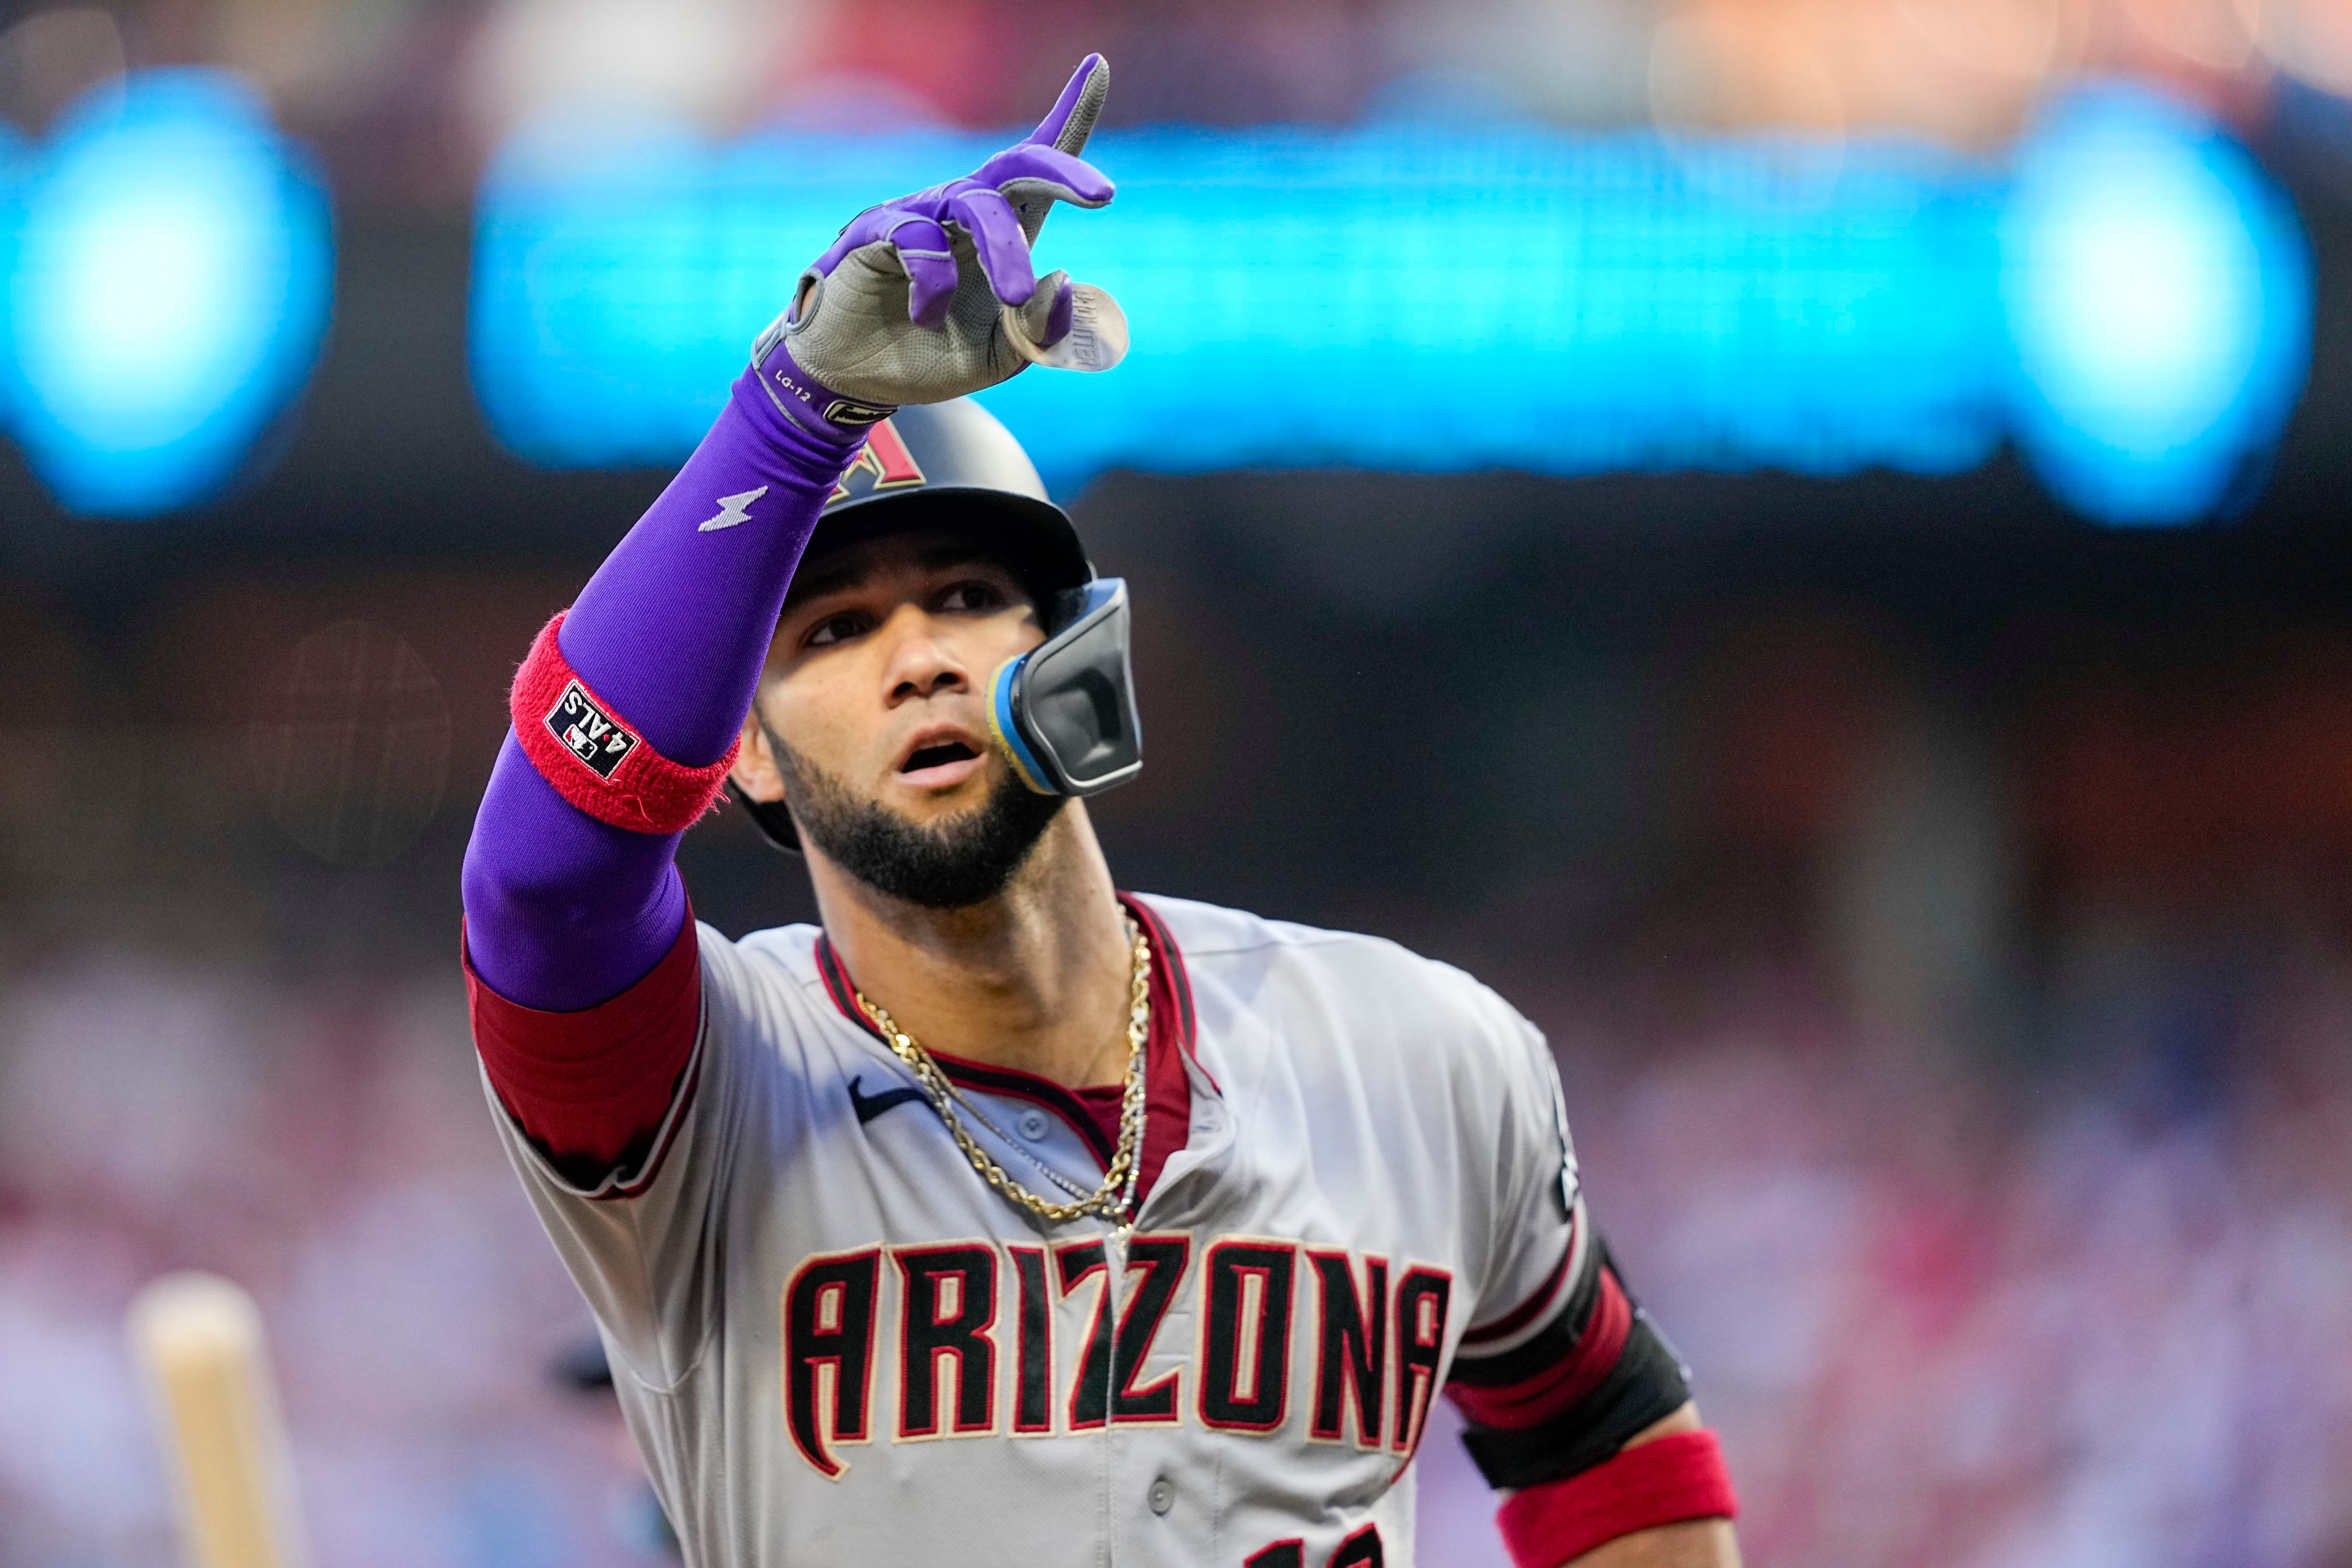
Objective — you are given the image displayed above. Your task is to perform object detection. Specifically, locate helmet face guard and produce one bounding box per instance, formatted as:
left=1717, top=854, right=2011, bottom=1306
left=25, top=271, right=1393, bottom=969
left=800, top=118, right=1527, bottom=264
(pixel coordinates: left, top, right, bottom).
left=988, top=578, right=1142, bottom=796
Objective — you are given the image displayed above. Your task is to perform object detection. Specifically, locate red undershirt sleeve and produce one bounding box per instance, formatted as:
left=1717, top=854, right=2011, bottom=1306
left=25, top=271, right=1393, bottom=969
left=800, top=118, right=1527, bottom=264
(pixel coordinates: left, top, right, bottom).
left=462, top=906, right=702, bottom=1190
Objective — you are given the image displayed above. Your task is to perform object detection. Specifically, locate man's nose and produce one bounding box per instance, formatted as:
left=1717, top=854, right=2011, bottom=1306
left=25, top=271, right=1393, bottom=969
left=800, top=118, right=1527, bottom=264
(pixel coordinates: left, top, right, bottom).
left=882, top=609, right=970, bottom=704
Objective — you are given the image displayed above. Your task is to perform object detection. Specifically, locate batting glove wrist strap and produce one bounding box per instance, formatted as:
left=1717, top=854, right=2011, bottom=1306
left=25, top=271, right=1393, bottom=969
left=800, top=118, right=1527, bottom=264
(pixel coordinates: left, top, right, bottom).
left=510, top=613, right=740, bottom=835
left=745, top=336, right=899, bottom=446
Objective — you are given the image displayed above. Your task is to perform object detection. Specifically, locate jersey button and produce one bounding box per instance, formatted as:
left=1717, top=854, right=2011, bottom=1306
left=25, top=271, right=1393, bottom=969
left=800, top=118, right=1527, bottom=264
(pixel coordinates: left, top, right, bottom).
left=1147, top=1478, right=1176, bottom=1516
left=1017, top=1108, right=1051, bottom=1141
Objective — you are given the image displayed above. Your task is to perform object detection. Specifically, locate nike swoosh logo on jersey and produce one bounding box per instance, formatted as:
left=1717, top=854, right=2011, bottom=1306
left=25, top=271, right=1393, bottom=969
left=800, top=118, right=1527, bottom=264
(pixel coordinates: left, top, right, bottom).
left=847, top=1075, right=926, bottom=1125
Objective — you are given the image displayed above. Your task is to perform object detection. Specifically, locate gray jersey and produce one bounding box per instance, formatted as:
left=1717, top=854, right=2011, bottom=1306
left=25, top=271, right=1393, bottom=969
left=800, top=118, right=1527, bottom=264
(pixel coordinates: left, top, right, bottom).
left=487, top=894, right=1585, bottom=1568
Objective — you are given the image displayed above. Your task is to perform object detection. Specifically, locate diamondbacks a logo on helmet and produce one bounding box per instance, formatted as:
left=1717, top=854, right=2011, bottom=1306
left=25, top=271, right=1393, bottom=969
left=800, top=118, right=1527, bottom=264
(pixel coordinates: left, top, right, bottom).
left=547, top=681, right=638, bottom=779
left=830, top=418, right=927, bottom=504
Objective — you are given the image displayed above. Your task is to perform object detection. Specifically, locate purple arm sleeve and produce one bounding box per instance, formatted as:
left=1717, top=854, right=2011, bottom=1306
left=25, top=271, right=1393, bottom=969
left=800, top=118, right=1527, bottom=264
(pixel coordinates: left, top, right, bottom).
left=461, top=366, right=858, bottom=1011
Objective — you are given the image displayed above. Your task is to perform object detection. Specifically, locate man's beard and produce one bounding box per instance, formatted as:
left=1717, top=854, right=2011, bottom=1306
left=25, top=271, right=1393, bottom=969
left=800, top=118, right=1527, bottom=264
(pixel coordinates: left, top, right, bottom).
left=768, top=725, right=1065, bottom=909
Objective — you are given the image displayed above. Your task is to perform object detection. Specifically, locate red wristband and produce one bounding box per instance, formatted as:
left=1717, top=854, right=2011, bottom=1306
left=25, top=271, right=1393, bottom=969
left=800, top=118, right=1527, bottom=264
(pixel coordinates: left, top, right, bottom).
left=1496, top=1430, right=1737, bottom=1568
left=509, top=612, right=739, bottom=835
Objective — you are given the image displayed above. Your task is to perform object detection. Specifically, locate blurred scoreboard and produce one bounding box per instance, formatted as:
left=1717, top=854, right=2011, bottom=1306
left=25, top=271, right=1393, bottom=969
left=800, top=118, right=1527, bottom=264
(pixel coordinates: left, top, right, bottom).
left=472, top=86, right=2306, bottom=525
left=468, top=86, right=2305, bottom=524
left=0, top=74, right=2309, bottom=525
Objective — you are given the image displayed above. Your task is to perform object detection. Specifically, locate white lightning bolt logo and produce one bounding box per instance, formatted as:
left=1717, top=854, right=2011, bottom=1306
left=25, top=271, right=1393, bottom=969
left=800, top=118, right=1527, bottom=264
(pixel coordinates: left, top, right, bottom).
left=698, top=485, right=769, bottom=532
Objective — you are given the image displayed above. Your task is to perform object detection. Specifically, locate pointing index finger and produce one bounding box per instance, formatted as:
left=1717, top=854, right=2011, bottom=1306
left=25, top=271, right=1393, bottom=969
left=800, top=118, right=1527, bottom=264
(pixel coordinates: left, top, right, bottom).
left=1026, top=54, right=1109, bottom=158
left=974, top=144, right=1113, bottom=209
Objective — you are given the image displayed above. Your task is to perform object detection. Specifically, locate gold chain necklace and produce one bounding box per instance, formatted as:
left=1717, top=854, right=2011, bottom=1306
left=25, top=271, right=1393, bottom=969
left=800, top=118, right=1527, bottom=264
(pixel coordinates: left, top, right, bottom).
left=853, top=914, right=1152, bottom=1225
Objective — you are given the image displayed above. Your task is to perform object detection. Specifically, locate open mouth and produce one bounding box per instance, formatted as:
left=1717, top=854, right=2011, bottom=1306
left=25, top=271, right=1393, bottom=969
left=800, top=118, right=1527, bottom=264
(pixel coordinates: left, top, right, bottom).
left=901, top=740, right=979, bottom=774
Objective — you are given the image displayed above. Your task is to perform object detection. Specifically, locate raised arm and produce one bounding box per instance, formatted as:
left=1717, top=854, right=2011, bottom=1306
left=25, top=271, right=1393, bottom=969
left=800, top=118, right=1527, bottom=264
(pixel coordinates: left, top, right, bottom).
left=459, top=56, right=1120, bottom=1179
left=459, top=389, right=856, bottom=1011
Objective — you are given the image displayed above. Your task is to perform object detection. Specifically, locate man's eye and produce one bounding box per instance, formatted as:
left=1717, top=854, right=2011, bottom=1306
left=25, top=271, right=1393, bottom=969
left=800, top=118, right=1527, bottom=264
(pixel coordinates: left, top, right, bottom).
left=940, top=582, right=1000, bottom=613
left=805, top=613, right=867, bottom=648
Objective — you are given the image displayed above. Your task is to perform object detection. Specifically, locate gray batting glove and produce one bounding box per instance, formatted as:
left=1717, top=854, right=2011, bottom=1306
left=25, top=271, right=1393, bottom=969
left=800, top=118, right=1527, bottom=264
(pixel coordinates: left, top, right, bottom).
left=751, top=55, right=1125, bottom=440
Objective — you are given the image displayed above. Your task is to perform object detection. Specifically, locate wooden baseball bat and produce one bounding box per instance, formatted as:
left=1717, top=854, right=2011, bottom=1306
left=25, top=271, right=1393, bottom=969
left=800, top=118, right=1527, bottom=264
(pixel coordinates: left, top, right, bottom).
left=127, top=1272, right=309, bottom=1568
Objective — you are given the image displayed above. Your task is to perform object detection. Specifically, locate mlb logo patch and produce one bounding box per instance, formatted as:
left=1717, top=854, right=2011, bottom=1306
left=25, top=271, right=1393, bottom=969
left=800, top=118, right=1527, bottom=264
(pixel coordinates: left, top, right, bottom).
left=546, top=681, right=636, bottom=779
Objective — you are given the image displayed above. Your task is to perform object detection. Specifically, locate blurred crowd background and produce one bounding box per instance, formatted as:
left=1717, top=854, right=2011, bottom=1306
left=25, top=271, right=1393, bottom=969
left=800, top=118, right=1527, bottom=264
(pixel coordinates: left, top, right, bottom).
left=9, top=0, right=2352, bottom=187
left=7, top=0, right=2352, bottom=1564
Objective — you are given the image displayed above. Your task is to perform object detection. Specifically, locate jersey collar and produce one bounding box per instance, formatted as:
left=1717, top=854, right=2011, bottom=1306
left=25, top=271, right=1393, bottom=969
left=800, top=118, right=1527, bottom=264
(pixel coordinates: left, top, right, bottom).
left=812, top=893, right=1201, bottom=1180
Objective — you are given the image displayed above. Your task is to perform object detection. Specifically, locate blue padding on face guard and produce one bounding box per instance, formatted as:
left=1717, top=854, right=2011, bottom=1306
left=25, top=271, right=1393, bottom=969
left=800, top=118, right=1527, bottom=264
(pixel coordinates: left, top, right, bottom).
left=989, top=657, right=1059, bottom=794
left=986, top=578, right=1143, bottom=797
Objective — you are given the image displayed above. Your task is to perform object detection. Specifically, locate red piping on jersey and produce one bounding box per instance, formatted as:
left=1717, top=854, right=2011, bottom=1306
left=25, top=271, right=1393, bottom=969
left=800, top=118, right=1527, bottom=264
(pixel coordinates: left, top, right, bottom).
left=599, top=1025, right=706, bottom=1200
left=1122, top=897, right=1204, bottom=1076
left=815, top=894, right=1197, bottom=1205
left=923, top=1047, right=1122, bottom=1168
left=1446, top=1266, right=1636, bottom=1432
left=1459, top=1226, right=1577, bottom=1348
left=817, top=894, right=1199, bottom=1062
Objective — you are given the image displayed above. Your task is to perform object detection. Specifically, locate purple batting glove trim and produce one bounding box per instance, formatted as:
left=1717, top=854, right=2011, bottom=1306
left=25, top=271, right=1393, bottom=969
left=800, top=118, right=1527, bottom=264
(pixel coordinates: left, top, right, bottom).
left=801, top=143, right=1112, bottom=312
left=947, top=184, right=1038, bottom=305
left=1029, top=54, right=1107, bottom=152
left=971, top=143, right=1112, bottom=203
left=812, top=207, right=957, bottom=327
left=1044, top=277, right=1075, bottom=348
left=1003, top=56, right=1114, bottom=245
left=464, top=738, right=690, bottom=1011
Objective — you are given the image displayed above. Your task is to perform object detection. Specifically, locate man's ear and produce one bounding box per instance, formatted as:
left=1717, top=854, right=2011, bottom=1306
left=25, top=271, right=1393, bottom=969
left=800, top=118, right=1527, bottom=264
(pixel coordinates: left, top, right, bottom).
left=729, top=707, right=788, bottom=804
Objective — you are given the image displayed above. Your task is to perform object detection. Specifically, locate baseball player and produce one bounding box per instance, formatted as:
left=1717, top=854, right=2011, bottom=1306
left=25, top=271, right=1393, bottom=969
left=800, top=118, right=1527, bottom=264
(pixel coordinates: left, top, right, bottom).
left=462, top=56, right=1740, bottom=1568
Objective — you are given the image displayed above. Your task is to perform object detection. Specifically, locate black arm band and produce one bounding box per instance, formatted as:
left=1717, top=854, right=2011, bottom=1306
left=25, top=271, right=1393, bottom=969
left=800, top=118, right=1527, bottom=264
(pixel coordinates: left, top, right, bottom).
left=1448, top=1243, right=1608, bottom=1392
left=1458, top=1308, right=1694, bottom=1490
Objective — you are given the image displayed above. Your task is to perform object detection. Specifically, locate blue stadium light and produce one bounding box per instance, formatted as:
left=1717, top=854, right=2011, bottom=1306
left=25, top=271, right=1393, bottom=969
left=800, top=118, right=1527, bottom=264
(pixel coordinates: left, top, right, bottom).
left=2002, top=88, right=2309, bottom=525
left=8, top=71, right=333, bottom=517
left=0, top=126, right=27, bottom=423
left=470, top=85, right=2307, bottom=524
